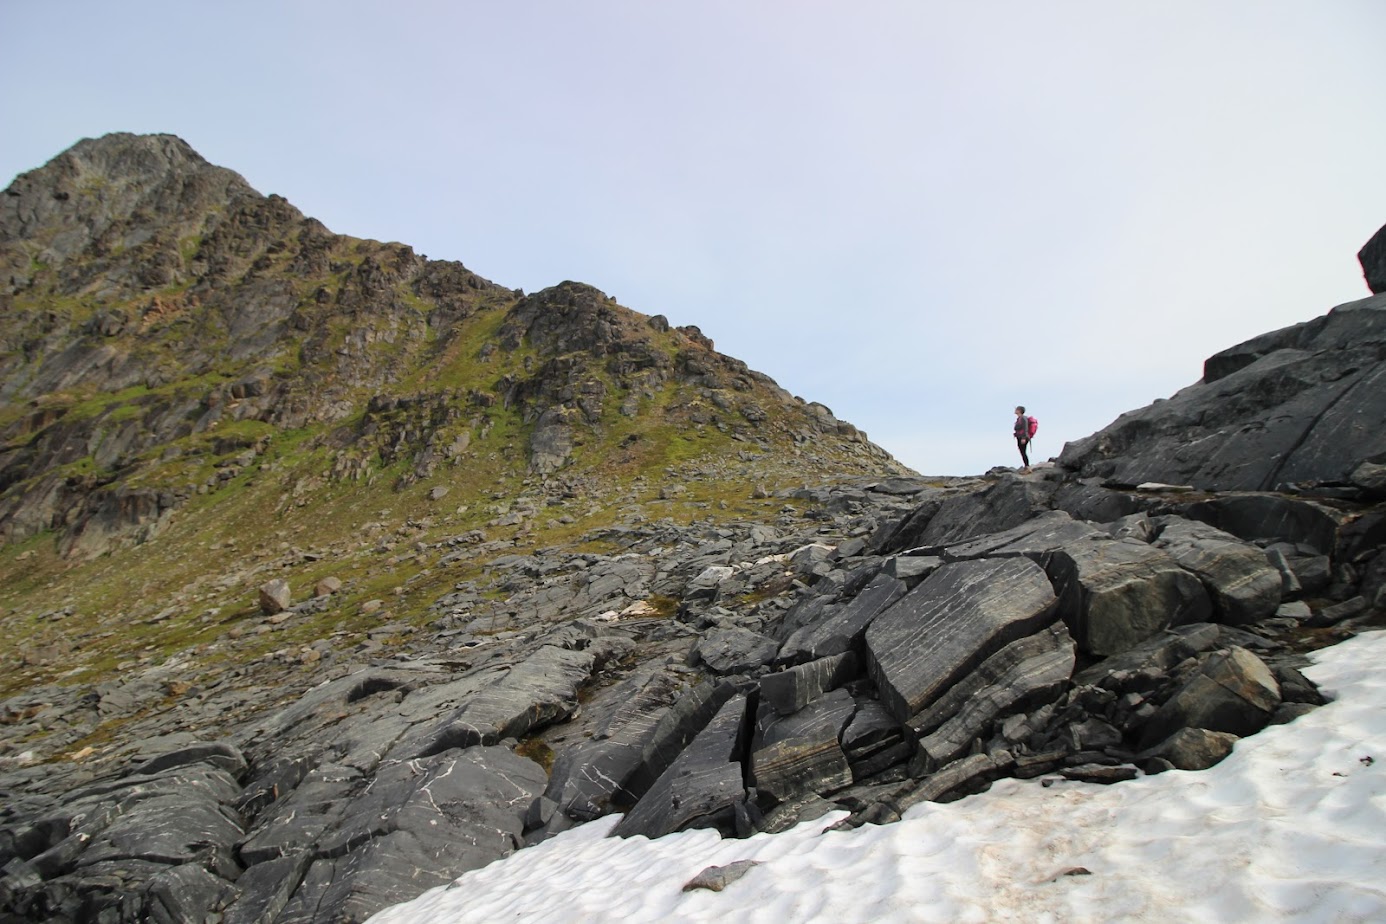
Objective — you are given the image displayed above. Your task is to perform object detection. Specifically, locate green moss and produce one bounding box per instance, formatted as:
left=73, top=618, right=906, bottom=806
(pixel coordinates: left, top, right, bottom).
left=514, top=736, right=555, bottom=774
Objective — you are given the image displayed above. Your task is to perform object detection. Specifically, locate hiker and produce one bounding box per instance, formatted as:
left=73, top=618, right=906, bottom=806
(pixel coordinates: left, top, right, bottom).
left=1013, top=405, right=1035, bottom=473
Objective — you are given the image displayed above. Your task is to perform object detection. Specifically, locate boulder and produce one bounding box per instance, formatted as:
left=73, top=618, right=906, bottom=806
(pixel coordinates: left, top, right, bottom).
left=864, top=558, right=1058, bottom=722
left=622, top=679, right=741, bottom=804
left=935, top=510, right=1105, bottom=561
left=1181, top=495, right=1341, bottom=556
left=1139, top=647, right=1281, bottom=748
left=1073, top=623, right=1223, bottom=688
left=222, top=852, right=311, bottom=924
left=840, top=699, right=909, bottom=779
left=1140, top=727, right=1239, bottom=771
left=143, top=863, right=238, bottom=924
left=1154, top=518, right=1282, bottom=625
left=1041, top=539, right=1211, bottom=656
left=1305, top=596, right=1368, bottom=628
left=272, top=747, right=544, bottom=923
left=313, top=576, right=342, bottom=597
left=259, top=579, right=291, bottom=615
left=911, top=478, right=1057, bottom=547
left=682, top=859, right=760, bottom=893
left=1052, top=482, right=1141, bottom=524
left=882, top=555, right=942, bottom=585
left=540, top=668, right=684, bottom=821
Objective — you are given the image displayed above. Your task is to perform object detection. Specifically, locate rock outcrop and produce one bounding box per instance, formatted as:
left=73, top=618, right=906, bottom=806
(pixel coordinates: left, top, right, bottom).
left=2, top=142, right=1384, bottom=922
left=1059, top=292, right=1386, bottom=492
left=1361, top=220, right=1386, bottom=294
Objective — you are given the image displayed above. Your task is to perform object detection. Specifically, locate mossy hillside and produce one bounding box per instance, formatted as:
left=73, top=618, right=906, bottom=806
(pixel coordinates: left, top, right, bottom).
left=0, top=364, right=850, bottom=702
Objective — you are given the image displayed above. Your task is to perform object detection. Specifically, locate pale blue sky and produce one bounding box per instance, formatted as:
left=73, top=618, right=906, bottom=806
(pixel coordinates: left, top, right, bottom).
left=4, top=1, right=1385, bottom=475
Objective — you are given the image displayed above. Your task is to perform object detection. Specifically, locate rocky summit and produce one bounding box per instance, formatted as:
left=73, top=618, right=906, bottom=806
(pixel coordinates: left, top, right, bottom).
left=0, top=136, right=1383, bottom=923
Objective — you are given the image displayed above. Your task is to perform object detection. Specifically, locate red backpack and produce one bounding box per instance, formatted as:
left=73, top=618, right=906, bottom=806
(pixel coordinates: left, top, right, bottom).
left=1026, top=416, right=1038, bottom=439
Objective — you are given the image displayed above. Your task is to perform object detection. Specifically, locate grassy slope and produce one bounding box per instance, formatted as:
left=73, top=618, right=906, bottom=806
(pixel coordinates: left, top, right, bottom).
left=0, top=268, right=878, bottom=702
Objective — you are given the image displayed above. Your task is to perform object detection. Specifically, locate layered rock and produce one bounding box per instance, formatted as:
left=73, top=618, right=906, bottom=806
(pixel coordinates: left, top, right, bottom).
left=864, top=558, right=1059, bottom=721
left=611, top=695, right=750, bottom=839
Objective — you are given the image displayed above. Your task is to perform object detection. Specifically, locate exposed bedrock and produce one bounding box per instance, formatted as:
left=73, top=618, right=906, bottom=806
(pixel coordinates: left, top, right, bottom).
left=1059, top=292, right=1386, bottom=492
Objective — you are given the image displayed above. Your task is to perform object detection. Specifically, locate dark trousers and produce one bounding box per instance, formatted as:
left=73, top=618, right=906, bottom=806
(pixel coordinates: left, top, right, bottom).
left=1016, top=437, right=1030, bottom=467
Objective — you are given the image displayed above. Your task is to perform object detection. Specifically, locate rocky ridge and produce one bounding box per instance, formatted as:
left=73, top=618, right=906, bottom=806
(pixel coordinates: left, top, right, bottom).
left=1, top=133, right=902, bottom=561
left=0, top=141, right=1384, bottom=922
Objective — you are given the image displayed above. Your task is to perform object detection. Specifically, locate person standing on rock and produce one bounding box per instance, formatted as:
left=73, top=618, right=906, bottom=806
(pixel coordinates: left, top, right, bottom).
left=1014, top=406, right=1032, bottom=473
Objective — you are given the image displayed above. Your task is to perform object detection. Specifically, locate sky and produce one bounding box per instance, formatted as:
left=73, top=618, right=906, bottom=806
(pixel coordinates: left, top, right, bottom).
left=382, top=628, right=1386, bottom=922
left=4, top=1, right=1385, bottom=475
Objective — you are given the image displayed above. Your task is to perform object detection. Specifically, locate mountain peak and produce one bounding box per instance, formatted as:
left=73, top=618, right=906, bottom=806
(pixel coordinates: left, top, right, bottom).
left=2, top=132, right=263, bottom=290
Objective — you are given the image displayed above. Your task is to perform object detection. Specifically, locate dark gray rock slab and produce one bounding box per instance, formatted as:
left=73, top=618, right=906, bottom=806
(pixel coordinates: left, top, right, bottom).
left=133, top=740, right=247, bottom=779
left=913, top=478, right=1058, bottom=547
left=237, top=762, right=361, bottom=865
left=1139, top=647, right=1282, bottom=748
left=1155, top=518, right=1282, bottom=625
left=693, top=626, right=778, bottom=674
left=399, top=645, right=596, bottom=757
left=867, top=499, right=944, bottom=555
left=758, top=795, right=840, bottom=834
left=864, top=558, right=1058, bottom=722
left=1350, top=461, right=1386, bottom=495
left=777, top=575, right=905, bottom=664
left=882, top=554, right=942, bottom=586
left=222, top=851, right=311, bottom=924
left=613, top=694, right=750, bottom=839
left=1041, top=538, right=1211, bottom=657
left=773, top=595, right=837, bottom=646
left=1270, top=703, right=1320, bottom=725
left=936, top=510, right=1104, bottom=561
left=623, top=679, right=741, bottom=803
left=759, top=652, right=859, bottom=716
left=143, top=862, right=237, bottom=924
left=896, top=751, right=1012, bottom=813
left=841, top=700, right=900, bottom=756
left=274, top=746, right=544, bottom=924
left=750, top=689, right=855, bottom=805
left=540, top=667, right=685, bottom=821
left=1052, top=482, right=1141, bottom=524
left=913, top=623, right=1076, bottom=769
left=1059, top=764, right=1139, bottom=784
left=1305, top=595, right=1368, bottom=627
left=839, top=697, right=910, bottom=780
left=73, top=767, right=245, bottom=869
left=1107, top=512, right=1156, bottom=542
